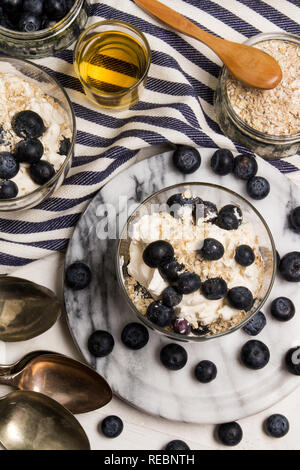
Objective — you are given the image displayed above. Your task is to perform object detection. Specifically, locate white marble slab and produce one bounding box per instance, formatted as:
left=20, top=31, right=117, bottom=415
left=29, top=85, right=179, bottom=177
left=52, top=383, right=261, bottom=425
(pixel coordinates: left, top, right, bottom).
left=64, top=149, right=300, bottom=424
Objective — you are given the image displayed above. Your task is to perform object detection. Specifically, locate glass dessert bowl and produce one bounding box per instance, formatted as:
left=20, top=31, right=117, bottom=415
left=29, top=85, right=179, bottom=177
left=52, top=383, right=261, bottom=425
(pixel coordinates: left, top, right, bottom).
left=0, top=57, right=76, bottom=212
left=116, top=183, right=276, bottom=342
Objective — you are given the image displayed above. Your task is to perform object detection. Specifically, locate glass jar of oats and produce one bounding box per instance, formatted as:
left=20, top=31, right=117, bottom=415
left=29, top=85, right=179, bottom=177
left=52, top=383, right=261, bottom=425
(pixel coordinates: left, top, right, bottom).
left=215, top=32, right=300, bottom=159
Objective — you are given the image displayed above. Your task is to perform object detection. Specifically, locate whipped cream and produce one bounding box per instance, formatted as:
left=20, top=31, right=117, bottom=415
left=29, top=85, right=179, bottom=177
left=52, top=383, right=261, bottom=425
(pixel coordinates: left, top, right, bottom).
left=0, top=73, right=72, bottom=197
left=127, top=204, right=264, bottom=327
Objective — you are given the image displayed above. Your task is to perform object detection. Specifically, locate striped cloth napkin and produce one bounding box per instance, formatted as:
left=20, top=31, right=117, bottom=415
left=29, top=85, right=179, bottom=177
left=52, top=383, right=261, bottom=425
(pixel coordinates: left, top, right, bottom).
left=0, top=0, right=299, bottom=274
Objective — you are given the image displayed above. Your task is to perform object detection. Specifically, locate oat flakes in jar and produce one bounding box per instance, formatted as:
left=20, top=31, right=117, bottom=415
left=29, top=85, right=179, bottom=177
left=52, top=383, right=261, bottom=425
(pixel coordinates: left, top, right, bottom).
left=214, top=32, right=300, bottom=159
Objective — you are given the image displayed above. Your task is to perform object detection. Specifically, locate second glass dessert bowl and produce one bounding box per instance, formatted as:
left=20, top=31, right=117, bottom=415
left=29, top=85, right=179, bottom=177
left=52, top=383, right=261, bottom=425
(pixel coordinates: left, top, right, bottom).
left=116, top=183, right=276, bottom=342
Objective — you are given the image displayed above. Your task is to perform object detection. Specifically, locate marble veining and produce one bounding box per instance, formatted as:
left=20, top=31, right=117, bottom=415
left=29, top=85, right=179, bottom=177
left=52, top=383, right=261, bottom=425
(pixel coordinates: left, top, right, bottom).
left=64, top=149, right=300, bottom=424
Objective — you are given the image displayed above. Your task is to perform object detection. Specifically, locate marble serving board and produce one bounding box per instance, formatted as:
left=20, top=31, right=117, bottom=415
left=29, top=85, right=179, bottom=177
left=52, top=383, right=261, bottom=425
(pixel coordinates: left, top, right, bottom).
left=64, top=149, right=300, bottom=424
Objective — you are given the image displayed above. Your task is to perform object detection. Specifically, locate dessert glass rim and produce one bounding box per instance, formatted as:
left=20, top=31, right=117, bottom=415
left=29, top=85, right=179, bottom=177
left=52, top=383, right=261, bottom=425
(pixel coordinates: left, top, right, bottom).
left=73, top=20, right=152, bottom=98
left=223, top=31, right=300, bottom=143
left=0, top=0, right=84, bottom=39
left=116, top=181, right=277, bottom=343
left=0, top=56, right=76, bottom=204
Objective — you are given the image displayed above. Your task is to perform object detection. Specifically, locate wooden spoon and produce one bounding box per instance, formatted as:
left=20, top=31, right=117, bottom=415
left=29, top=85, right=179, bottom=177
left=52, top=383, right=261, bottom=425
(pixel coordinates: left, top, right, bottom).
left=134, top=0, right=282, bottom=89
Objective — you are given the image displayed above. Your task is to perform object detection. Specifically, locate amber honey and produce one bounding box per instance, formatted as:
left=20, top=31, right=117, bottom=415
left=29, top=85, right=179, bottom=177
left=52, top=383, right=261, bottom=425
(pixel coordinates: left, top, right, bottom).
left=74, top=22, right=151, bottom=110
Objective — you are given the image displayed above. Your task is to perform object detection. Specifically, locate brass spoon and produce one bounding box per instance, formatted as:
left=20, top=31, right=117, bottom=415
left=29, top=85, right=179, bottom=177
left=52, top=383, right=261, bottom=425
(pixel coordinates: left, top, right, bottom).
left=0, top=352, right=112, bottom=414
left=0, top=390, right=90, bottom=450
left=0, top=276, right=61, bottom=342
left=134, top=0, right=282, bottom=89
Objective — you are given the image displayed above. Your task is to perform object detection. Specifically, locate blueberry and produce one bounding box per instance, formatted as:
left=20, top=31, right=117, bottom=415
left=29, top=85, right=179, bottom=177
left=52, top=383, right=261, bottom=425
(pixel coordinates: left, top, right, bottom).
left=177, top=272, right=201, bottom=294
left=167, top=193, right=200, bottom=218
left=235, top=245, right=255, bottom=267
left=191, top=322, right=210, bottom=336
left=243, top=311, right=266, bottom=336
left=201, top=238, right=224, bottom=261
left=228, top=286, right=253, bottom=311
left=270, top=297, right=295, bottom=322
left=160, top=343, right=188, bottom=371
left=66, top=0, right=75, bottom=9
left=195, top=360, right=217, bottom=383
left=173, top=318, right=191, bottom=335
left=241, top=340, right=270, bottom=370
left=217, top=204, right=242, bottom=230
left=201, top=277, right=227, bottom=300
left=146, top=301, right=175, bottom=327
left=211, top=149, right=234, bottom=175
left=12, top=110, right=46, bottom=138
left=0, top=152, right=19, bottom=179
left=285, top=346, right=300, bottom=375
left=290, top=207, right=300, bottom=233
left=0, top=180, right=18, bottom=199
left=173, top=146, right=201, bottom=174
left=233, top=154, right=258, bottom=180
left=165, top=440, right=190, bottom=450
left=30, top=160, right=55, bottom=185
left=101, top=416, right=123, bottom=438
left=217, top=422, right=243, bottom=446
left=143, top=241, right=174, bottom=268
left=44, top=0, right=67, bottom=21
left=23, top=0, right=44, bottom=15
left=14, top=138, right=44, bottom=164
left=121, top=323, right=149, bottom=350
left=162, top=286, right=182, bottom=307
left=65, top=261, right=92, bottom=290
left=59, top=136, right=71, bottom=156
left=265, top=414, right=289, bottom=438
left=18, top=13, right=41, bottom=32
left=220, top=204, right=243, bottom=220
left=159, top=259, right=184, bottom=283
left=279, top=252, right=300, bottom=282
left=247, top=176, right=270, bottom=200
left=2, top=0, right=22, bottom=13
left=193, top=200, right=218, bottom=223
left=88, top=330, right=114, bottom=358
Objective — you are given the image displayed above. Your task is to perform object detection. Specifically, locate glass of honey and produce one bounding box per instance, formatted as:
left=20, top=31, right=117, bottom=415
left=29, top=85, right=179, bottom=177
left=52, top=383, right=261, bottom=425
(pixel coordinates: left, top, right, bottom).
left=74, top=20, right=151, bottom=111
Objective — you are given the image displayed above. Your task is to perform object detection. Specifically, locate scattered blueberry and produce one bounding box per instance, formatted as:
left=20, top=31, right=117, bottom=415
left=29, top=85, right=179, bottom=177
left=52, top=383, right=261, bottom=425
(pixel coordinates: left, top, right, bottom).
left=59, top=136, right=71, bottom=156
left=23, top=0, right=44, bottom=16
left=270, top=297, right=295, bottom=322
left=177, top=272, right=201, bottom=294
left=14, top=138, right=44, bottom=164
left=159, top=259, right=184, bottom=283
left=191, top=322, right=210, bottom=336
left=146, top=301, right=175, bottom=327
left=162, top=286, right=183, bottom=307
left=88, top=330, right=114, bottom=358
left=197, top=200, right=218, bottom=223
left=30, top=160, right=55, bottom=185
left=44, top=0, right=67, bottom=21
left=65, top=261, right=92, bottom=290
left=165, top=440, right=190, bottom=450
left=233, top=154, right=258, bottom=180
left=216, top=206, right=240, bottom=230
left=235, top=245, right=255, bottom=267
left=265, top=414, right=289, bottom=438
left=173, top=318, right=191, bottom=335
left=1, top=0, right=22, bottom=13
left=201, top=277, right=227, bottom=300
left=143, top=241, right=174, bottom=268
left=211, top=149, right=234, bottom=175
left=217, top=422, right=243, bottom=446
left=19, top=12, right=41, bottom=31
left=12, top=110, right=46, bottom=139
left=0, top=180, right=18, bottom=199
left=121, top=323, right=149, bottom=350
left=0, top=152, right=19, bottom=179
left=160, top=343, right=188, bottom=371
left=195, top=360, right=217, bottom=383
left=167, top=193, right=200, bottom=218
left=247, top=176, right=270, bottom=200
left=241, top=340, right=270, bottom=370
left=279, top=252, right=300, bottom=282
left=285, top=346, right=300, bottom=375
left=101, top=416, right=123, bottom=438
left=290, top=207, right=300, bottom=233
left=227, top=286, right=253, bottom=311
left=243, top=311, right=266, bottom=336
left=201, top=238, right=224, bottom=261
left=173, top=146, right=201, bottom=174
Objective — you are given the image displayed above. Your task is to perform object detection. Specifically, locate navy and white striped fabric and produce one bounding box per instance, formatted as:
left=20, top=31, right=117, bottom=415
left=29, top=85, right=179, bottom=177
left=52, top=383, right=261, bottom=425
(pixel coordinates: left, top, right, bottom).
left=0, top=0, right=299, bottom=274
